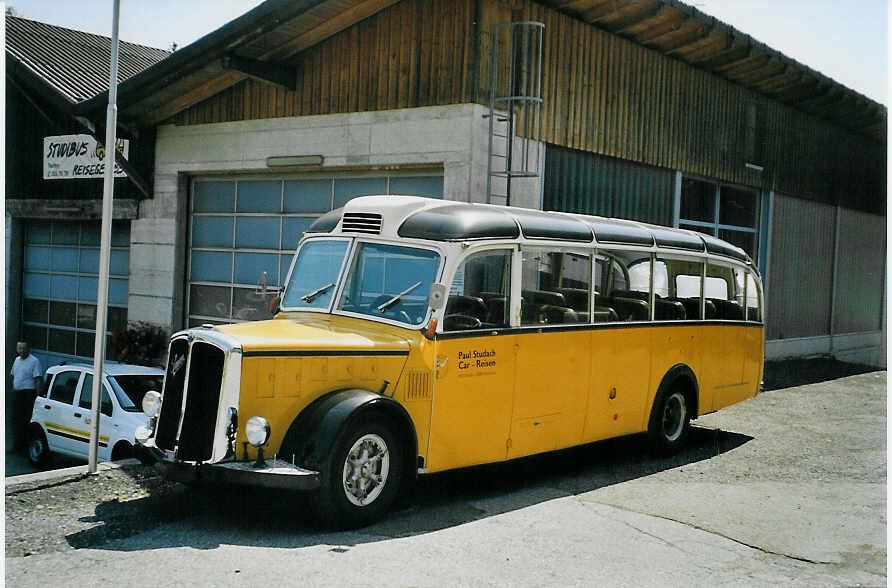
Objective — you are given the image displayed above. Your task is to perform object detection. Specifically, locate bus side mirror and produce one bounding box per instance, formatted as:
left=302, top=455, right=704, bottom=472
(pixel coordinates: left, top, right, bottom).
left=428, top=283, right=447, bottom=310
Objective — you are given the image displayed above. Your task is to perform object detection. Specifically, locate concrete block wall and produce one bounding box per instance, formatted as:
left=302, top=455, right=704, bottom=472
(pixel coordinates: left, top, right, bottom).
left=132, top=104, right=546, bottom=331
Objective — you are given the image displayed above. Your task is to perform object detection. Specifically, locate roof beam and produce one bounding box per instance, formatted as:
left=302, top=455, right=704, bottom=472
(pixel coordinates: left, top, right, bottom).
left=605, top=3, right=664, bottom=34
left=146, top=69, right=246, bottom=125
left=581, top=1, right=624, bottom=23
left=221, top=54, right=296, bottom=90
left=716, top=52, right=772, bottom=78
left=614, top=4, right=666, bottom=35
left=665, top=29, right=716, bottom=56
left=261, top=0, right=400, bottom=60
left=738, top=61, right=788, bottom=85
left=634, top=12, right=688, bottom=44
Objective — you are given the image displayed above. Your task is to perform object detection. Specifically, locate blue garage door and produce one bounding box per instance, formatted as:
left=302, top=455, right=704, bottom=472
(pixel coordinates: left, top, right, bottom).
left=187, top=173, right=443, bottom=327
left=21, top=220, right=130, bottom=367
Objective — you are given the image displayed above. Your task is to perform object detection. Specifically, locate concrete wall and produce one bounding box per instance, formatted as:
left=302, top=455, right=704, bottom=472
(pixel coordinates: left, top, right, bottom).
left=134, top=104, right=544, bottom=330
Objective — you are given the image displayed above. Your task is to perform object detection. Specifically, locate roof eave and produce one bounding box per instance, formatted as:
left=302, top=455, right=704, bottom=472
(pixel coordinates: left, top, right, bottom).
left=73, top=0, right=325, bottom=117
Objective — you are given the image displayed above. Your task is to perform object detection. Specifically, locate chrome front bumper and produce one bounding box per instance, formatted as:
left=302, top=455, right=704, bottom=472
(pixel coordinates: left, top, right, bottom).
left=135, top=439, right=321, bottom=491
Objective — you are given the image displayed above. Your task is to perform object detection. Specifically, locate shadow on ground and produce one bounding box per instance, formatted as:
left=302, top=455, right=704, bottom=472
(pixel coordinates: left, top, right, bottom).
left=65, top=425, right=751, bottom=551
left=763, top=358, right=881, bottom=391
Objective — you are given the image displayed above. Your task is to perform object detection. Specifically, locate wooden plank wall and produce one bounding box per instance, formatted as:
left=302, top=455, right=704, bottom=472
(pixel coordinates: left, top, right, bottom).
left=169, top=0, right=885, bottom=213
left=172, top=0, right=476, bottom=124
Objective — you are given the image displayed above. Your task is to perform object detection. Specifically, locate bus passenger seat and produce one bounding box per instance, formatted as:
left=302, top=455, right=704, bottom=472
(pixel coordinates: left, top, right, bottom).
left=540, top=305, right=578, bottom=324
left=609, top=297, right=649, bottom=321
left=554, top=288, right=589, bottom=311
left=445, top=295, right=487, bottom=322
left=484, top=296, right=508, bottom=327
left=592, top=306, right=619, bottom=322
left=655, top=299, right=686, bottom=320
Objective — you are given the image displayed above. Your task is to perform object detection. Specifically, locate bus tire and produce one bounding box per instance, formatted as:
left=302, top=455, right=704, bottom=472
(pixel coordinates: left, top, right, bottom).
left=309, top=413, right=403, bottom=530
left=647, top=385, right=690, bottom=456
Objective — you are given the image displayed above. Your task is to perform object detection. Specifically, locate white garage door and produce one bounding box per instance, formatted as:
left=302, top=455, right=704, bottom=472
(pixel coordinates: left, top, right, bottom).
left=187, top=173, right=443, bottom=327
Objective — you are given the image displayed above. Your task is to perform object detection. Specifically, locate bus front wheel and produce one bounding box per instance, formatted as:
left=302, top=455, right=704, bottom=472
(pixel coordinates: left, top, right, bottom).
left=310, top=414, right=403, bottom=529
left=647, top=387, right=690, bottom=455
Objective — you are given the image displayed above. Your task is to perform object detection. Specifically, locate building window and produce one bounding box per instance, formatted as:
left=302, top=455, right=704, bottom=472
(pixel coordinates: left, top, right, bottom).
left=678, top=177, right=760, bottom=262
left=187, top=173, right=444, bottom=327
left=22, top=220, right=130, bottom=362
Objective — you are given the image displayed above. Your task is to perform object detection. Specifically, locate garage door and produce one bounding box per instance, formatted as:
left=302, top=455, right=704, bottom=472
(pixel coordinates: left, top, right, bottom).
left=187, top=173, right=443, bottom=327
left=21, top=220, right=130, bottom=366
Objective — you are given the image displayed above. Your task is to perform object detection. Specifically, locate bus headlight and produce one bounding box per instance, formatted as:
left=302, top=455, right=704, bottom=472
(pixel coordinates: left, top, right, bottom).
left=142, top=391, right=162, bottom=418
left=245, top=416, right=270, bottom=447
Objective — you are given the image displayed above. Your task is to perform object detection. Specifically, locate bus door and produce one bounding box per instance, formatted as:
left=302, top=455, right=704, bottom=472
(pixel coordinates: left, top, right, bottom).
left=701, top=263, right=747, bottom=411
left=428, top=248, right=516, bottom=471
left=584, top=252, right=652, bottom=441
left=509, top=247, right=592, bottom=458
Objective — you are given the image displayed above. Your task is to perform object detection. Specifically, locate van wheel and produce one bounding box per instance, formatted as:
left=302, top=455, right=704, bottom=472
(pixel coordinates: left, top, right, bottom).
left=111, top=442, right=133, bottom=461
left=310, top=415, right=403, bottom=530
left=27, top=427, right=50, bottom=467
left=648, top=387, right=690, bottom=455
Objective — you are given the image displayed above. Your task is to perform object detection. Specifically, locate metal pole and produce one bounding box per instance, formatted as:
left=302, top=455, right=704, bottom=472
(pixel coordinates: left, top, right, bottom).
left=88, top=0, right=121, bottom=474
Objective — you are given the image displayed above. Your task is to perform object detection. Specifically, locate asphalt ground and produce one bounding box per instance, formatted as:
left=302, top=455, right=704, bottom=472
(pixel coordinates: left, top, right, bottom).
left=4, top=360, right=886, bottom=586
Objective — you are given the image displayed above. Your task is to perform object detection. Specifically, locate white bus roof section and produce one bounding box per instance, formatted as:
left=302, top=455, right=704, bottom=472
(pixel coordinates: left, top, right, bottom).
left=305, top=195, right=751, bottom=264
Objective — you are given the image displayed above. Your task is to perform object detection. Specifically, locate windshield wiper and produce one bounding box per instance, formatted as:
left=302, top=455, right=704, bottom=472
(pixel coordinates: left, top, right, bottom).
left=301, top=282, right=335, bottom=303
left=377, top=281, right=423, bottom=312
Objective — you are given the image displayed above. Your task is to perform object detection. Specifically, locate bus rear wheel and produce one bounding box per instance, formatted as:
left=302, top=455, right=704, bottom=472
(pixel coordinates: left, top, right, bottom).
left=648, top=387, right=690, bottom=455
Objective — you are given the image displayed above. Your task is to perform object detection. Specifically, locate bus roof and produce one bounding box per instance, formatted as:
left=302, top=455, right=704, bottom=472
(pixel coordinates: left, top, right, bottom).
left=306, top=195, right=751, bottom=264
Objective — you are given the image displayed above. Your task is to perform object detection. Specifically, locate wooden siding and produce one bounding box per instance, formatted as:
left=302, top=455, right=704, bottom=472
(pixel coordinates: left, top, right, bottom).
left=169, top=0, right=885, bottom=214
left=172, top=0, right=477, bottom=123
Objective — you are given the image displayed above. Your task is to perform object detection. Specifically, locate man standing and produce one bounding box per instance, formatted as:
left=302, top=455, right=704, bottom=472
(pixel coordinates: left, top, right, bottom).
left=9, top=341, right=43, bottom=453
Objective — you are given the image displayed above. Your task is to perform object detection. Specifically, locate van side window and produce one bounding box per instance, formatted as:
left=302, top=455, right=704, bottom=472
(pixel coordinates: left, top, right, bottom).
left=79, top=374, right=114, bottom=417
left=445, top=250, right=511, bottom=331
left=49, top=371, right=81, bottom=405
left=598, top=250, right=651, bottom=322
left=521, top=248, right=590, bottom=325
left=705, top=264, right=745, bottom=320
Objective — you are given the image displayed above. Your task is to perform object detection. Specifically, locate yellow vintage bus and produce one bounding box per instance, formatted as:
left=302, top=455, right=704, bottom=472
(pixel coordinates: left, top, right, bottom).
left=136, top=195, right=763, bottom=528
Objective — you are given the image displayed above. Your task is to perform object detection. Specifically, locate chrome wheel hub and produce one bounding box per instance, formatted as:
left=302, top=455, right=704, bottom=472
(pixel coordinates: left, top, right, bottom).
left=342, top=433, right=390, bottom=507
left=662, top=392, right=686, bottom=442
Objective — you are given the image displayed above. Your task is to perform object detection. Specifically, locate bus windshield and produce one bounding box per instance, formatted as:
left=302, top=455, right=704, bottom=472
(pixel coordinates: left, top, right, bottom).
left=337, top=242, right=440, bottom=326
left=281, top=240, right=350, bottom=309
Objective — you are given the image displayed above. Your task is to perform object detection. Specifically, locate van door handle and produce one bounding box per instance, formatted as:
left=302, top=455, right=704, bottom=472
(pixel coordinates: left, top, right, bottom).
left=43, top=404, right=51, bottom=410
left=74, top=412, right=82, bottom=418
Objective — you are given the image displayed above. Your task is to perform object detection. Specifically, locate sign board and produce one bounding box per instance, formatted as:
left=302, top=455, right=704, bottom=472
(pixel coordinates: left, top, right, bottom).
left=43, top=134, right=129, bottom=180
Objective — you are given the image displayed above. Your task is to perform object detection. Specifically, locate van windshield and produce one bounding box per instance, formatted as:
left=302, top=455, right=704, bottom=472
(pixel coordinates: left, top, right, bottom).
left=281, top=240, right=350, bottom=309
left=337, top=243, right=441, bottom=326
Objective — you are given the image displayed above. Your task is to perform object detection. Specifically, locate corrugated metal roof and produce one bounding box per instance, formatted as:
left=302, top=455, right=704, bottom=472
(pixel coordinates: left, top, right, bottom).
left=5, top=15, right=170, bottom=104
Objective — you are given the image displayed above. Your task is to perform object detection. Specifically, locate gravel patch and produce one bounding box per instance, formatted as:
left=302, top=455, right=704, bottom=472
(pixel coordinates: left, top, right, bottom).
left=6, top=463, right=182, bottom=557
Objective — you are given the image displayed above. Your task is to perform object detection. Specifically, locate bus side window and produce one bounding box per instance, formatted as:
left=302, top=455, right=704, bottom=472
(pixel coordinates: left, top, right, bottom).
left=705, top=264, right=745, bottom=320
left=601, top=250, right=651, bottom=322
left=746, top=272, right=762, bottom=322
left=520, top=248, right=590, bottom=326
left=662, top=257, right=704, bottom=321
left=445, top=250, right=511, bottom=331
